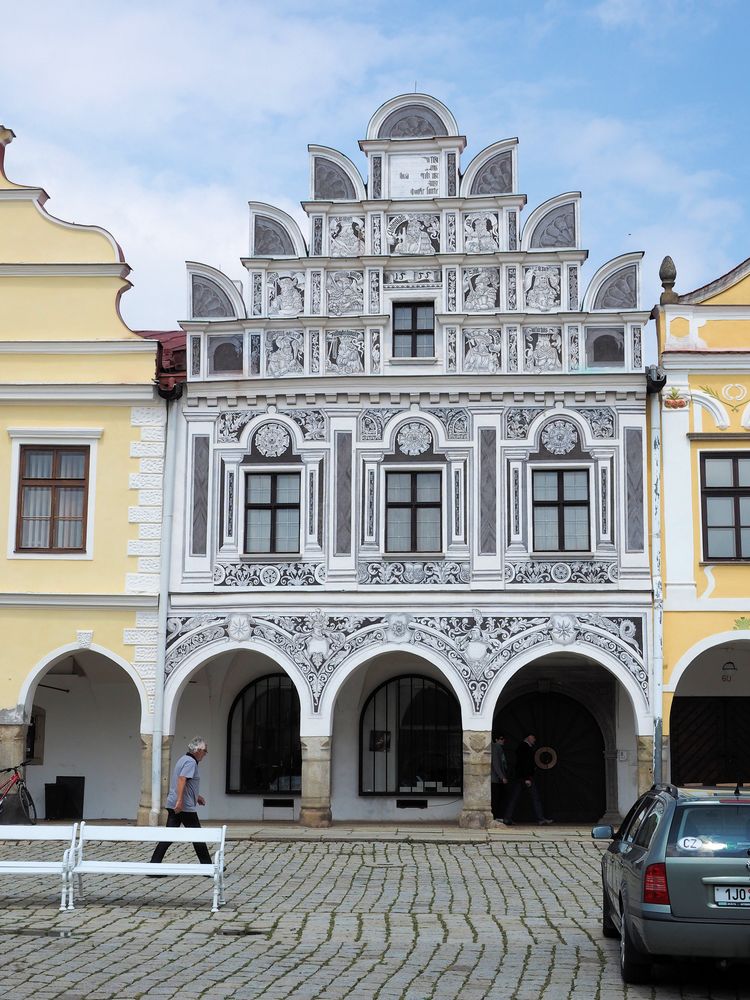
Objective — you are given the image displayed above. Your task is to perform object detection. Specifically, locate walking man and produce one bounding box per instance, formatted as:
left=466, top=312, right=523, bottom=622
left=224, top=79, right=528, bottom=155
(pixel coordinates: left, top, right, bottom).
left=503, top=734, right=552, bottom=826
left=150, top=736, right=212, bottom=865
left=491, top=734, right=509, bottom=820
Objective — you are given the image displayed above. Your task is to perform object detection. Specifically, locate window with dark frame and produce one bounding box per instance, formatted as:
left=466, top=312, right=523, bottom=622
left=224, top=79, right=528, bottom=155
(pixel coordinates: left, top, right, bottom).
left=532, top=469, right=590, bottom=552
left=701, top=453, right=750, bottom=560
left=226, top=674, right=301, bottom=794
left=385, top=471, right=441, bottom=553
left=16, top=446, right=89, bottom=553
left=393, top=302, right=434, bottom=358
left=244, top=472, right=300, bottom=554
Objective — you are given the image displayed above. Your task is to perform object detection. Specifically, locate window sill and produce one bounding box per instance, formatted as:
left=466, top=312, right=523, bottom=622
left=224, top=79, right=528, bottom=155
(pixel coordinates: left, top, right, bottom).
left=382, top=553, right=444, bottom=560
left=699, top=559, right=750, bottom=566
left=387, top=357, right=439, bottom=366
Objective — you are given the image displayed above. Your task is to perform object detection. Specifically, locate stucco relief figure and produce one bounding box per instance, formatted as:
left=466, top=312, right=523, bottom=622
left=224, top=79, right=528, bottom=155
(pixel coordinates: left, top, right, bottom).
left=524, top=266, right=561, bottom=312
left=524, top=328, right=562, bottom=372
left=464, top=213, right=500, bottom=253
left=463, top=268, right=500, bottom=311
left=268, top=272, right=305, bottom=317
left=327, top=271, right=364, bottom=316
left=326, top=331, right=364, bottom=374
left=387, top=214, right=440, bottom=255
left=463, top=329, right=502, bottom=373
left=266, top=330, right=304, bottom=377
left=329, top=216, right=365, bottom=257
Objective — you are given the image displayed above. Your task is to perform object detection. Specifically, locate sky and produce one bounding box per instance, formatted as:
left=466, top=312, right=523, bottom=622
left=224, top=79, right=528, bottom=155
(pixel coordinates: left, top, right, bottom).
left=2, top=0, right=748, bottom=334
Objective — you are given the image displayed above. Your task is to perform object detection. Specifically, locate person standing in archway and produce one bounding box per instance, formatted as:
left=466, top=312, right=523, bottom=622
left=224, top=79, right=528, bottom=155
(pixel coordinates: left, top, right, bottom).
left=503, top=734, right=553, bottom=826
left=149, top=737, right=212, bottom=867
left=491, top=734, right=509, bottom=820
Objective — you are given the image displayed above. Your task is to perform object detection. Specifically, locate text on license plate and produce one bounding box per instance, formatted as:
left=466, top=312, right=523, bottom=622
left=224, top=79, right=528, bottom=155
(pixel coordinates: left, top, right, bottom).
left=714, top=886, right=750, bottom=906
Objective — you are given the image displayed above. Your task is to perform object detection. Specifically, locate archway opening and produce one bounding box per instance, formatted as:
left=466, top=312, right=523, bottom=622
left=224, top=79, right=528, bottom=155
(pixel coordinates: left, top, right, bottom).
left=670, top=641, right=750, bottom=786
left=227, top=674, right=301, bottom=795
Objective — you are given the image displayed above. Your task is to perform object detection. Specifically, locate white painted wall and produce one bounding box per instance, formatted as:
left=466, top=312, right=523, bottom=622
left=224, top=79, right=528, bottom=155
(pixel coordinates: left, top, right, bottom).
left=615, top=683, right=638, bottom=815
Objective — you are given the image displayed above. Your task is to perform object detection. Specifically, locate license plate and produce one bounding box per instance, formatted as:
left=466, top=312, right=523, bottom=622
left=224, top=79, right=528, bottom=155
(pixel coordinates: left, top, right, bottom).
left=714, top=886, right=750, bottom=907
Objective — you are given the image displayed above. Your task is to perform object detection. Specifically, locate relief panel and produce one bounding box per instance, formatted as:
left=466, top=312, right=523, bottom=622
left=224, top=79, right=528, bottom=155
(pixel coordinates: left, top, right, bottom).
left=387, top=213, right=440, bottom=255
left=463, top=329, right=502, bottom=373
left=463, top=268, right=501, bottom=311
left=265, top=330, right=304, bottom=377
left=329, top=216, right=366, bottom=257
left=267, top=271, right=305, bottom=318
left=326, top=270, right=364, bottom=316
left=524, top=266, right=561, bottom=312
left=463, top=212, right=500, bottom=253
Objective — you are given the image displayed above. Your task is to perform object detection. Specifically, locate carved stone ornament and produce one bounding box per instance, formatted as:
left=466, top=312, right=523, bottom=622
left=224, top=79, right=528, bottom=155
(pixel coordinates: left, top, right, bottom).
left=329, top=216, right=365, bottom=257
left=279, top=408, right=326, bottom=440
left=357, top=561, right=471, bottom=586
left=524, top=326, right=562, bottom=372
left=463, top=268, right=501, bottom=311
left=164, top=609, right=646, bottom=712
left=213, top=562, right=326, bottom=589
left=377, top=104, right=448, bottom=139
left=530, top=203, right=575, bottom=249
left=470, top=151, right=512, bottom=195
left=265, top=330, right=304, bottom=377
left=505, top=407, right=543, bottom=439
left=313, top=157, right=355, bottom=200
left=267, top=271, right=304, bottom=318
left=541, top=420, right=578, bottom=455
left=594, top=265, right=637, bottom=310
left=76, top=629, right=94, bottom=648
left=326, top=329, right=364, bottom=374
left=463, top=213, right=500, bottom=253
left=217, top=410, right=254, bottom=443
left=505, top=561, right=619, bottom=586
left=397, top=422, right=432, bottom=455
left=254, top=216, right=294, bottom=256
left=192, top=275, right=233, bottom=318
left=359, top=408, right=405, bottom=441
left=254, top=423, right=291, bottom=457
left=387, top=214, right=440, bottom=255
left=463, top=329, right=502, bottom=373
left=578, top=407, right=615, bottom=438
left=326, top=270, right=364, bottom=316
left=524, top=266, right=561, bottom=312
left=425, top=407, right=470, bottom=440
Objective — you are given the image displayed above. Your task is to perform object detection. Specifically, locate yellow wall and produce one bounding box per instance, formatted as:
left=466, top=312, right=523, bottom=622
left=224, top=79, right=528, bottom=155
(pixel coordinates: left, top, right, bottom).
left=0, top=276, right=139, bottom=342
left=0, top=199, right=119, bottom=264
left=0, top=352, right=155, bottom=385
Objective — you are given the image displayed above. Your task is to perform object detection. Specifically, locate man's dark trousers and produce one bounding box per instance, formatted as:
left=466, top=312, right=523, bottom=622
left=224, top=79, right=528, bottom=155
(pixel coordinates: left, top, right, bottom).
left=150, top=808, right=212, bottom=864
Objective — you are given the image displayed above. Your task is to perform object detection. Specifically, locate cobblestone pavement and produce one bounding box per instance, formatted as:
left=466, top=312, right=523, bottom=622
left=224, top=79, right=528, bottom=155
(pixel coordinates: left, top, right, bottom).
left=0, top=835, right=746, bottom=999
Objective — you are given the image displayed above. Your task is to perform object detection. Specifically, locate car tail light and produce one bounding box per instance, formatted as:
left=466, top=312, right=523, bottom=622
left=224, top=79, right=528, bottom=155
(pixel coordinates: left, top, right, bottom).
left=643, top=862, right=670, bottom=905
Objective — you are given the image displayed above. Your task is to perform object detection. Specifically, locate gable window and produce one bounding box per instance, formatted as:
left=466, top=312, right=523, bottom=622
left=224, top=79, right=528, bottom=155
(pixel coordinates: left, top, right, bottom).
left=244, top=472, right=300, bottom=554
left=532, top=469, right=590, bottom=552
left=16, top=446, right=89, bottom=552
left=393, top=303, right=434, bottom=358
left=701, top=453, right=750, bottom=560
left=385, top=471, right=441, bottom=553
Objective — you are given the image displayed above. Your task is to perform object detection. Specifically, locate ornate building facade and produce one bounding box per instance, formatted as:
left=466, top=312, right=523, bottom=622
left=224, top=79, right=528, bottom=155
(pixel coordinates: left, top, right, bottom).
left=165, top=94, right=653, bottom=827
left=652, top=256, right=750, bottom=791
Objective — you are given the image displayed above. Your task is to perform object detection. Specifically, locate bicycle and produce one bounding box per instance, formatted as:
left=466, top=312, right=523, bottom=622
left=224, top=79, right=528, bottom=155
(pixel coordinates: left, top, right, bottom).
left=0, top=761, right=37, bottom=824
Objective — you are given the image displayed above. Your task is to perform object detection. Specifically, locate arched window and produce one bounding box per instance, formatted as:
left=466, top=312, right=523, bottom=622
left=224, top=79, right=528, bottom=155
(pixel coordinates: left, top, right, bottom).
left=359, top=675, right=462, bottom=795
left=226, top=674, right=301, bottom=794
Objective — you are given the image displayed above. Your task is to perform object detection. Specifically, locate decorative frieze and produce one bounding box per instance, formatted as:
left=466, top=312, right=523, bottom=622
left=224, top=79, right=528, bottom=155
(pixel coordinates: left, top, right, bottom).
left=310, top=271, right=322, bottom=314
left=213, top=561, right=326, bottom=589
left=368, top=270, right=381, bottom=313
left=446, top=327, right=457, bottom=371
left=371, top=214, right=382, bottom=254
left=505, top=560, right=619, bottom=585
left=384, top=268, right=442, bottom=289
left=251, top=273, right=263, bottom=317
left=505, top=407, right=543, bottom=439
left=357, top=561, right=471, bottom=586
left=446, top=213, right=457, bottom=252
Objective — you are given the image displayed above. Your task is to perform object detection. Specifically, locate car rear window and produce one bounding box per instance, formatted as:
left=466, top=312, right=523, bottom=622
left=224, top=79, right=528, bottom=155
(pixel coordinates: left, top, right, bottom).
left=667, top=805, right=750, bottom=857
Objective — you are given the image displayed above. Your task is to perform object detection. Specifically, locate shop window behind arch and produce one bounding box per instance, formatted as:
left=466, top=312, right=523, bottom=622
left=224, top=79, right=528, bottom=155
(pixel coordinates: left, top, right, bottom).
left=226, top=675, right=301, bottom=794
left=360, top=675, right=462, bottom=795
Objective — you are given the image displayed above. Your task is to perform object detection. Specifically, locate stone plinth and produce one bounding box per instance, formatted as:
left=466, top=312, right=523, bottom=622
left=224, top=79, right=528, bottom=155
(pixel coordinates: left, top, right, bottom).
left=459, top=730, right=492, bottom=829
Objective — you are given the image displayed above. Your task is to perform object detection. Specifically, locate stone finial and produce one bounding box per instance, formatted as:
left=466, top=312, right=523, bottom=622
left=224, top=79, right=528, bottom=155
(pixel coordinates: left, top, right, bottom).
left=659, top=255, right=679, bottom=304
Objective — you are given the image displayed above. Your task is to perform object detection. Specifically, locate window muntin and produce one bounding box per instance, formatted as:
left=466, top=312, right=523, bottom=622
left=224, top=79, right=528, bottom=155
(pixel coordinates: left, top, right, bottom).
left=360, top=675, right=463, bottom=795
left=532, top=469, right=590, bottom=552
left=16, top=446, right=89, bottom=552
left=701, top=453, right=750, bottom=560
left=393, top=302, right=435, bottom=358
left=226, top=674, right=301, bottom=794
left=244, top=472, right=300, bottom=554
left=386, top=471, right=441, bottom=553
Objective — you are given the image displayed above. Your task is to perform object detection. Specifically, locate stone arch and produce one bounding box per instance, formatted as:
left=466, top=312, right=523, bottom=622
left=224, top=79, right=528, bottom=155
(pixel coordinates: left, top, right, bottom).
left=230, top=410, right=307, bottom=455
left=526, top=408, right=600, bottom=455
left=665, top=632, right=750, bottom=693
left=521, top=193, right=579, bottom=251
left=367, top=94, right=458, bottom=140
left=690, top=390, right=730, bottom=429
left=382, top=411, right=448, bottom=455
left=20, top=641, right=151, bottom=730
left=582, top=252, right=643, bottom=312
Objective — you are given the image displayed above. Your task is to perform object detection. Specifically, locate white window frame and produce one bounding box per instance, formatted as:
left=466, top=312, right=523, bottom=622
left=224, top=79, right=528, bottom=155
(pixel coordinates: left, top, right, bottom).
left=6, top=428, right=101, bottom=560
left=526, top=462, right=595, bottom=557
left=380, top=464, right=445, bottom=557
left=239, top=462, right=303, bottom=558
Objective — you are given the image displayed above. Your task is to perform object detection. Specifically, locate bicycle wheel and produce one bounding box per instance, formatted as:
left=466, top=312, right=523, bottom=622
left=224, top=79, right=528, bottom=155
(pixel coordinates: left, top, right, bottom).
left=18, top=783, right=37, bottom=824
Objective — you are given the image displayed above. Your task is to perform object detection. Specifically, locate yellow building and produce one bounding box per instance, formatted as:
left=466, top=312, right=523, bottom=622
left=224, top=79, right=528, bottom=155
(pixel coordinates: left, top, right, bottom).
left=652, top=255, right=750, bottom=786
left=0, top=126, right=165, bottom=821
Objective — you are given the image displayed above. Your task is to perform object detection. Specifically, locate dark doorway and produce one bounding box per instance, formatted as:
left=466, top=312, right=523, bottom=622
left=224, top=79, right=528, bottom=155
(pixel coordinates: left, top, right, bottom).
left=670, top=697, right=750, bottom=786
left=494, top=691, right=606, bottom=822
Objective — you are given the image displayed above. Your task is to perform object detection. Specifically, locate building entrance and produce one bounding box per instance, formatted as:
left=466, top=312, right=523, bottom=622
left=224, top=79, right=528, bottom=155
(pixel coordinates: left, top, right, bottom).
left=494, top=691, right=606, bottom=823
left=670, top=697, right=750, bottom=786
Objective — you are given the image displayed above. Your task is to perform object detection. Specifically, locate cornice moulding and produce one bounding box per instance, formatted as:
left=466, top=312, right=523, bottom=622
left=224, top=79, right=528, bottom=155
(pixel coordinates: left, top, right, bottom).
left=0, top=263, right=130, bottom=277
left=0, top=340, right=157, bottom=354
left=7, top=427, right=104, bottom=439
left=0, top=384, right=157, bottom=402
left=0, top=594, right=158, bottom=607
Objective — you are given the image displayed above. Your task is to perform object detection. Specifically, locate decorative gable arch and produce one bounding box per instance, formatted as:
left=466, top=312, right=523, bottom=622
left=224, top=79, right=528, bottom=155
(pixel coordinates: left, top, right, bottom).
left=366, top=93, right=458, bottom=140
left=521, top=193, right=579, bottom=250
left=462, top=139, right=517, bottom=196
left=309, top=145, right=366, bottom=201
left=582, top=252, right=643, bottom=312
left=249, top=203, right=307, bottom=258
left=187, top=262, right=245, bottom=319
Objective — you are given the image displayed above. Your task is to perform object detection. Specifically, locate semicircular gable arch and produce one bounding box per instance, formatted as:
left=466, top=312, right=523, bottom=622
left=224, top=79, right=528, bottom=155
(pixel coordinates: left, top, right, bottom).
left=521, top=193, right=579, bottom=251
left=527, top=408, right=603, bottom=455
left=249, top=203, right=307, bottom=258
left=366, top=93, right=458, bottom=140
left=582, top=252, right=643, bottom=312
left=187, top=262, right=246, bottom=319
left=462, top=139, right=517, bottom=196
left=308, top=145, right=365, bottom=201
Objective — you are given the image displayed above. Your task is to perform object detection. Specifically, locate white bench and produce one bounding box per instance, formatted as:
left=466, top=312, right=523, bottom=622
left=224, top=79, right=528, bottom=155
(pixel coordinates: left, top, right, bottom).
left=70, top=823, right=227, bottom=912
left=0, top=823, right=78, bottom=911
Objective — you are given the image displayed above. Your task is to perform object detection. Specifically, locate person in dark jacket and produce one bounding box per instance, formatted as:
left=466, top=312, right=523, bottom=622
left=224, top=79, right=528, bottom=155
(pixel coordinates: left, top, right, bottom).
left=503, top=734, right=552, bottom=826
left=491, top=734, right=509, bottom=820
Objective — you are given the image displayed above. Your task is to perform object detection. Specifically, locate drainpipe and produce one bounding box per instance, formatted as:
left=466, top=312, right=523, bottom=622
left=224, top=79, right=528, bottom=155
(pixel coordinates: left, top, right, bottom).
left=647, top=364, right=667, bottom=784
left=150, top=382, right=182, bottom=824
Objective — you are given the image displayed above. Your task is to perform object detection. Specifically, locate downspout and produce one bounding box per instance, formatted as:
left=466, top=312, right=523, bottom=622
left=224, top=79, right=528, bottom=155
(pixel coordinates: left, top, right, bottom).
left=150, top=382, right=182, bottom=824
left=647, top=362, right=667, bottom=784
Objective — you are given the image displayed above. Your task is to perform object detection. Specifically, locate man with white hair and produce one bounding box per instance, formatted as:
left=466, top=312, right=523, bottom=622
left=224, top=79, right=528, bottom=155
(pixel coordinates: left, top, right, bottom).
left=149, top=736, right=211, bottom=866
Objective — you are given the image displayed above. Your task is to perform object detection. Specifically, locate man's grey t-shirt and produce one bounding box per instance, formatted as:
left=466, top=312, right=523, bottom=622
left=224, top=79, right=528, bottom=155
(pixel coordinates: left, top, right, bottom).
left=166, top=753, right=201, bottom=811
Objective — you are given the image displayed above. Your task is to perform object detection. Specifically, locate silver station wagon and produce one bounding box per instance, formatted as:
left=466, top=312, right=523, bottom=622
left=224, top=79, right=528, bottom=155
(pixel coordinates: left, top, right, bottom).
left=592, top=784, right=750, bottom=983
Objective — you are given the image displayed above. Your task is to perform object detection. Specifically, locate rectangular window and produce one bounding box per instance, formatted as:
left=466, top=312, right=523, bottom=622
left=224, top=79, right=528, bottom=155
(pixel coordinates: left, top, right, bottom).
left=244, top=472, right=300, bottom=554
left=16, top=446, right=89, bottom=552
left=393, top=303, right=434, bottom=358
left=701, top=453, right=750, bottom=560
left=386, top=471, right=441, bottom=553
left=532, top=469, right=590, bottom=552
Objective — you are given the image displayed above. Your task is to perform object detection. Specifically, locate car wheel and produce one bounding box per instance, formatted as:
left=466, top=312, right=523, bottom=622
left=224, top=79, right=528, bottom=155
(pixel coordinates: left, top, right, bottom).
left=619, top=906, right=650, bottom=985
left=602, top=885, right=618, bottom=939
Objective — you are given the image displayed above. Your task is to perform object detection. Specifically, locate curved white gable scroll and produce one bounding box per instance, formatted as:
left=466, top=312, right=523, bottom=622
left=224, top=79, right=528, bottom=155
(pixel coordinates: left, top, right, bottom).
left=582, top=252, right=643, bottom=312
left=308, top=145, right=366, bottom=202
left=521, top=192, right=580, bottom=251
left=366, top=93, right=459, bottom=141
left=187, top=261, right=245, bottom=320
left=461, top=139, right=518, bottom=196
left=249, top=202, right=307, bottom=259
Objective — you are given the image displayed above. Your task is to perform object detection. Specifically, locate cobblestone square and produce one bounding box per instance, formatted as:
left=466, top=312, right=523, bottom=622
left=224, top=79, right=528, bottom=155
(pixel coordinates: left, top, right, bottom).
left=0, top=832, right=746, bottom=999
